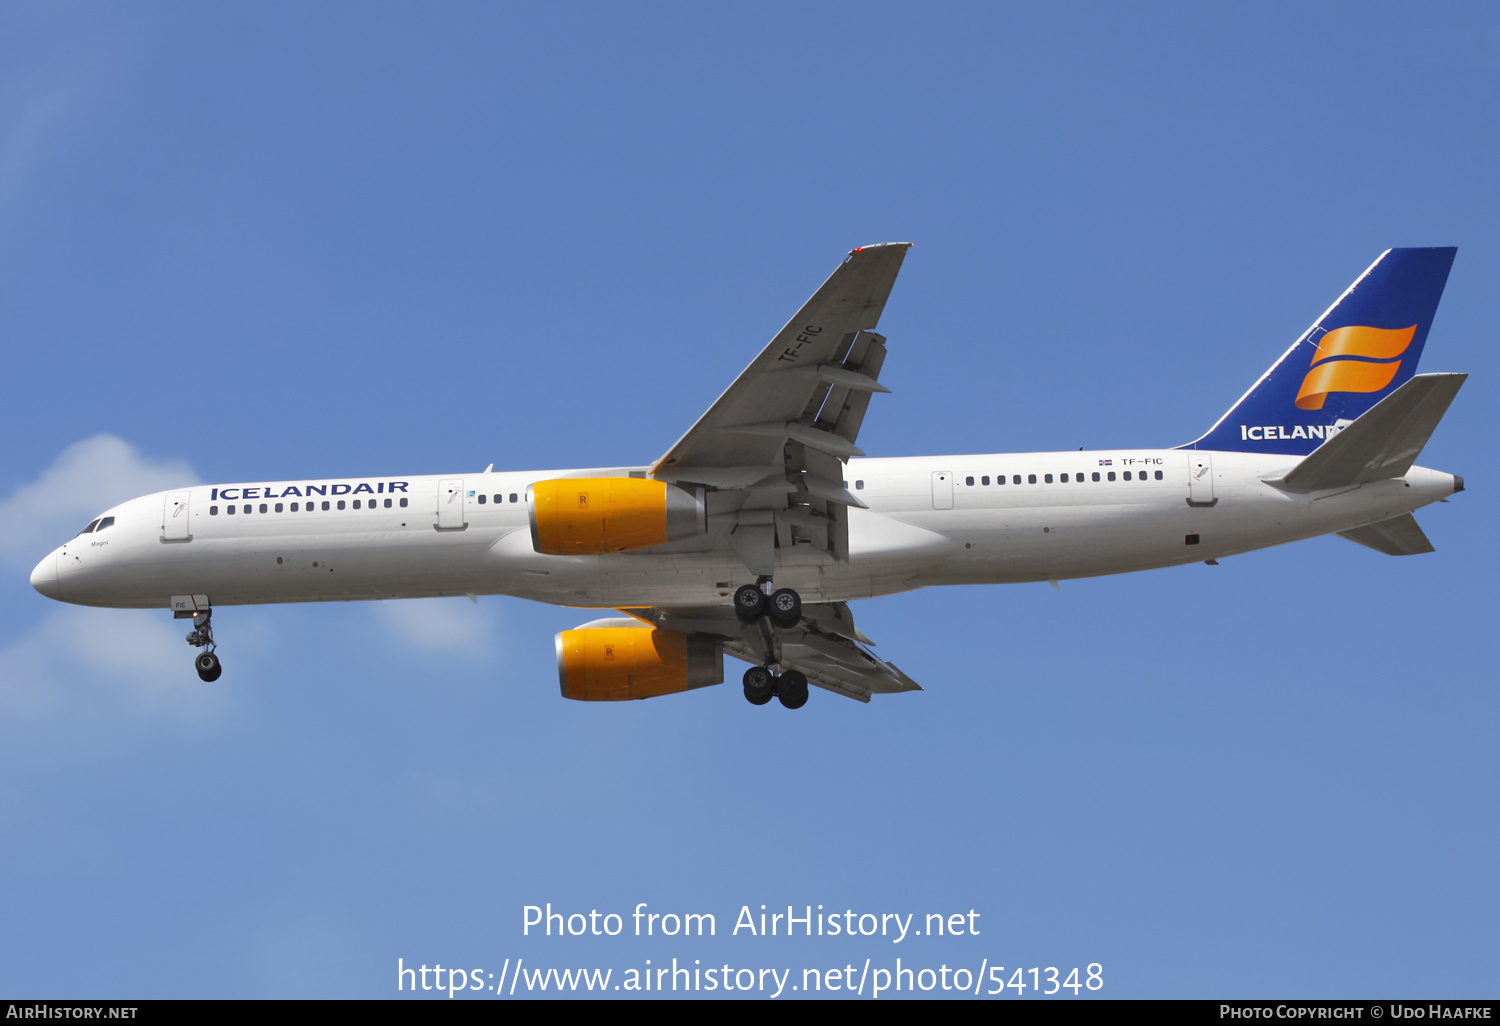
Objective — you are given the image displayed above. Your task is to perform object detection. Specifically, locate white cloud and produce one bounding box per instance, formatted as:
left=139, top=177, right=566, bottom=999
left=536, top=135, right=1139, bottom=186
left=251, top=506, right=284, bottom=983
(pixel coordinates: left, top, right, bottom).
left=374, top=597, right=497, bottom=655
left=0, top=435, right=197, bottom=567
left=0, top=605, right=234, bottom=726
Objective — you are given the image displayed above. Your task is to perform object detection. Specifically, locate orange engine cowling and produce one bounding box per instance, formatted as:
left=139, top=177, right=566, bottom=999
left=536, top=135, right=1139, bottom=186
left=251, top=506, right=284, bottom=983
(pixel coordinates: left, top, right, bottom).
left=556, top=622, right=723, bottom=701
left=528, top=478, right=706, bottom=555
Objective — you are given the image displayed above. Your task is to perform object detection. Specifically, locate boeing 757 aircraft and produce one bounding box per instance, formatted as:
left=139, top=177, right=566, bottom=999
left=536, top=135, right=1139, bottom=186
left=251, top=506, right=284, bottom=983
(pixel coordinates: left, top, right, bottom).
left=30, top=245, right=1465, bottom=708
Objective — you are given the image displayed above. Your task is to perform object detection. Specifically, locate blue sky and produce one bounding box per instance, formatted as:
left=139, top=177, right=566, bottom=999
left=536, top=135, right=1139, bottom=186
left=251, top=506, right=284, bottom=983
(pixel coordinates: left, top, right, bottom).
left=2, top=2, right=1496, bottom=999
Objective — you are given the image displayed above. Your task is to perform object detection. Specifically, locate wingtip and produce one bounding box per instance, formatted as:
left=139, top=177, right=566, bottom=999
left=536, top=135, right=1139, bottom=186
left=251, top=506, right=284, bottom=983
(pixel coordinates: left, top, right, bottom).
left=848, top=242, right=914, bottom=255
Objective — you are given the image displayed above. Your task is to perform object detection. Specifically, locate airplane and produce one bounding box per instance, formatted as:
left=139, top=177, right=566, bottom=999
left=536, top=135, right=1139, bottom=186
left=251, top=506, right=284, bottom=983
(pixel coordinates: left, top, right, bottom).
left=29, top=244, right=1466, bottom=708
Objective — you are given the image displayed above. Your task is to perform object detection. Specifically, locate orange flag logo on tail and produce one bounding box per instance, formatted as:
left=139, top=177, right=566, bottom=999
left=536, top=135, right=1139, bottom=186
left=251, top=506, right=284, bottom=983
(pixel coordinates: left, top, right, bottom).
left=1294, top=324, right=1417, bottom=410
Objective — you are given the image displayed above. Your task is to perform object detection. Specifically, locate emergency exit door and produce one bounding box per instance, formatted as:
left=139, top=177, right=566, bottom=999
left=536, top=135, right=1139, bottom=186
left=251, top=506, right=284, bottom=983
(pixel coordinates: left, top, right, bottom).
left=932, top=471, right=954, bottom=510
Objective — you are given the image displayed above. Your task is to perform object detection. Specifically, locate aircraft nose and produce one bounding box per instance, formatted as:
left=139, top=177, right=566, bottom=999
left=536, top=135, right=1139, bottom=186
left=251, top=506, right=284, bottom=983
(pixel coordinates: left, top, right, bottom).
left=30, top=551, right=60, bottom=600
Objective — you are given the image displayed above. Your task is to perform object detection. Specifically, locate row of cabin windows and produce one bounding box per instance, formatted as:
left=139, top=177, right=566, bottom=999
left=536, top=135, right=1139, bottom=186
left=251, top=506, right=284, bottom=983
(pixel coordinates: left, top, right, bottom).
left=209, top=498, right=410, bottom=515
left=964, top=470, right=1164, bottom=485
left=77, top=516, right=117, bottom=535
left=475, top=494, right=519, bottom=504
left=849, top=470, right=1166, bottom=490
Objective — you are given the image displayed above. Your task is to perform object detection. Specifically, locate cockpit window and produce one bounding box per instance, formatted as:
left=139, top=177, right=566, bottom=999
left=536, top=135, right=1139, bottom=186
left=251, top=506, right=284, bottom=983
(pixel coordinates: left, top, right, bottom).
left=95, top=517, right=115, bottom=531
left=78, top=519, right=101, bottom=535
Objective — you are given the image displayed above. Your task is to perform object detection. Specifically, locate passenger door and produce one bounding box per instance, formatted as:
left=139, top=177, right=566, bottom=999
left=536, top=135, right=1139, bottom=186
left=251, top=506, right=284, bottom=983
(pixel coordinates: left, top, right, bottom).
left=1187, top=454, right=1216, bottom=506
left=163, top=490, right=192, bottom=541
left=437, top=479, right=467, bottom=529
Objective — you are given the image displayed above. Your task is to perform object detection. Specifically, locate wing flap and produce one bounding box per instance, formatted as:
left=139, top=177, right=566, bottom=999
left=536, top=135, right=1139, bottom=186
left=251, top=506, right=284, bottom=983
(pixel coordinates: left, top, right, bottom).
left=616, top=600, right=922, bottom=703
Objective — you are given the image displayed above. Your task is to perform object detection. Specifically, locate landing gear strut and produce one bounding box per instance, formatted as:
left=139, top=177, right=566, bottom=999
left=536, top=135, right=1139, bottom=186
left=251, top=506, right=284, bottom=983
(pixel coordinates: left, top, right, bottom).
left=184, top=609, right=222, bottom=682
left=735, top=579, right=808, bottom=709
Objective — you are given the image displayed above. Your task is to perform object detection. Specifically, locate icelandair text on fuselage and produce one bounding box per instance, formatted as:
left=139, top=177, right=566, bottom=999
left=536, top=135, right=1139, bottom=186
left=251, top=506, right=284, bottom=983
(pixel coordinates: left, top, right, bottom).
left=522, top=903, right=979, bottom=943
left=209, top=480, right=410, bottom=501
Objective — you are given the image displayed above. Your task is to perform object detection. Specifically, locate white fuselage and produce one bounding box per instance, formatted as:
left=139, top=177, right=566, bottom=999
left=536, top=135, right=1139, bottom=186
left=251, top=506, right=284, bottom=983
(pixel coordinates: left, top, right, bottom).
left=31, top=448, right=1459, bottom=612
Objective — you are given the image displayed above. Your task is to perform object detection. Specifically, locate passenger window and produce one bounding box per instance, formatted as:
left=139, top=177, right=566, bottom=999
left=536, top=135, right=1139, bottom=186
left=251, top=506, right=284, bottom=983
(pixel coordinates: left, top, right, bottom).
left=384, top=498, right=392, bottom=508
left=353, top=500, right=361, bottom=509
left=322, top=501, right=331, bottom=511
left=1123, top=471, right=1131, bottom=481
left=477, top=494, right=486, bottom=504
left=1012, top=475, right=1021, bottom=485
left=1027, top=474, right=1036, bottom=484
left=965, top=476, right=974, bottom=486
left=210, top=506, right=219, bottom=516
left=1092, top=472, right=1100, bottom=482
left=981, top=476, right=989, bottom=485
left=227, top=506, right=236, bottom=515
left=1155, top=470, right=1163, bottom=480
left=275, top=503, right=284, bottom=512
left=1044, top=474, right=1053, bottom=483
left=1107, top=472, right=1116, bottom=481
left=259, top=503, right=267, bottom=513
left=855, top=481, right=864, bottom=490
left=509, top=494, right=517, bottom=503
left=1060, top=473, right=1069, bottom=483
left=400, top=498, right=409, bottom=508
left=243, top=505, right=251, bottom=515
left=337, top=500, right=346, bottom=510
left=290, top=503, right=299, bottom=512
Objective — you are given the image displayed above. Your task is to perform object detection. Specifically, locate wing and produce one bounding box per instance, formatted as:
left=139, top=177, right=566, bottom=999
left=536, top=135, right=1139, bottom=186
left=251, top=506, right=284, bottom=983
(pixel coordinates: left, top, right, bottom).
left=618, top=602, right=923, bottom=704
left=651, top=243, right=911, bottom=572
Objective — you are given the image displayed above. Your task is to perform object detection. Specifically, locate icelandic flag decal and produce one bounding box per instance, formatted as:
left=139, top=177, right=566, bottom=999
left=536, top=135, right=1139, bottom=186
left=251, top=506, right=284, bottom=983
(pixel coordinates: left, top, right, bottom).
left=1098, top=459, right=1112, bottom=466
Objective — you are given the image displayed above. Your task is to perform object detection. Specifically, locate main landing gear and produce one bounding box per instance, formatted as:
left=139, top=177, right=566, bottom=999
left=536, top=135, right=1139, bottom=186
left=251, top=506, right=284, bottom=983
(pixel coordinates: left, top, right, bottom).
left=734, top=580, right=808, bottom=709
left=184, top=610, right=222, bottom=682
left=733, top=582, right=802, bottom=628
left=742, top=666, right=808, bottom=710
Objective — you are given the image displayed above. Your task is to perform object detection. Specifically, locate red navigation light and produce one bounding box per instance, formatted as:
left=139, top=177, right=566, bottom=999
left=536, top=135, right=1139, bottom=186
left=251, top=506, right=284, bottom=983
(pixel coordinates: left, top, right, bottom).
left=852, top=246, right=863, bottom=253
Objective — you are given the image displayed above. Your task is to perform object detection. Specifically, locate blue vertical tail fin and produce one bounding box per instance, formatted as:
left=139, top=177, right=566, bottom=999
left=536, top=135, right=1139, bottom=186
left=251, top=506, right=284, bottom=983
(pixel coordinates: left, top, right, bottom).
left=1183, top=248, right=1456, bottom=455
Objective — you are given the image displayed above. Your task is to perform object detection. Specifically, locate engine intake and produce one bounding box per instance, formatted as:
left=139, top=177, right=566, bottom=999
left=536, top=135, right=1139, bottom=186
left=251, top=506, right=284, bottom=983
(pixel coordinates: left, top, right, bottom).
left=529, top=478, right=706, bottom=555
left=556, top=622, right=723, bottom=701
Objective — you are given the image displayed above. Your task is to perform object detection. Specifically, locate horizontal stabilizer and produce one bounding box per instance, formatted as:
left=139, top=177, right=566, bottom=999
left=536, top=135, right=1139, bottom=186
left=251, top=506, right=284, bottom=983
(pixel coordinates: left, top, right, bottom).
left=1276, top=373, right=1465, bottom=493
left=1337, top=513, right=1435, bottom=556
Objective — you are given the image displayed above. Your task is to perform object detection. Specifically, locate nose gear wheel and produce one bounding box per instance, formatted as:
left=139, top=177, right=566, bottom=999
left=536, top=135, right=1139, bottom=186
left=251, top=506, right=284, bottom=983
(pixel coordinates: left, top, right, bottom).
left=184, top=609, right=223, bottom=682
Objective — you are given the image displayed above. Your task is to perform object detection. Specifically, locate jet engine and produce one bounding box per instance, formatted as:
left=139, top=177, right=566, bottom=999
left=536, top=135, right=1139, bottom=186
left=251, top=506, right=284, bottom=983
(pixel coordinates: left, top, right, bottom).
left=555, top=620, right=723, bottom=701
left=528, top=478, right=706, bottom=555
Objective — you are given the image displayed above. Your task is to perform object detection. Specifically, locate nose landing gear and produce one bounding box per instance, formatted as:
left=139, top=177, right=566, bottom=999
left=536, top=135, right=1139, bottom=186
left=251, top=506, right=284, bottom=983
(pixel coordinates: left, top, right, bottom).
left=184, top=610, right=222, bottom=682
